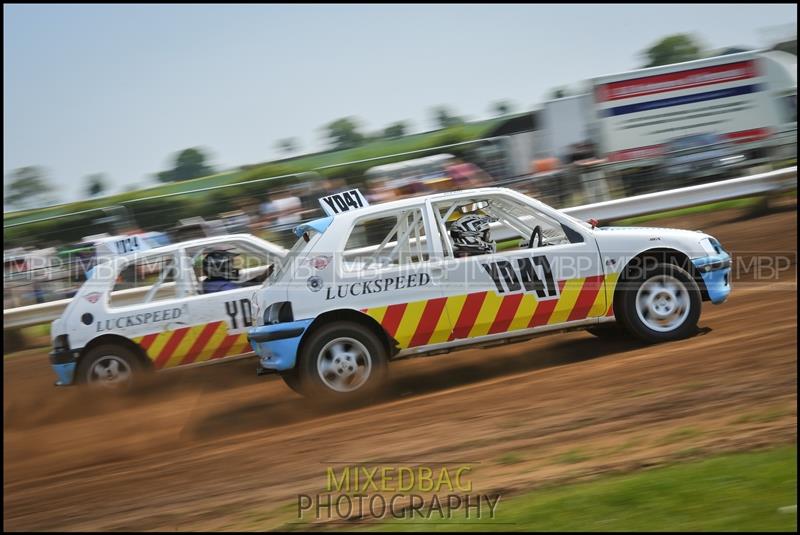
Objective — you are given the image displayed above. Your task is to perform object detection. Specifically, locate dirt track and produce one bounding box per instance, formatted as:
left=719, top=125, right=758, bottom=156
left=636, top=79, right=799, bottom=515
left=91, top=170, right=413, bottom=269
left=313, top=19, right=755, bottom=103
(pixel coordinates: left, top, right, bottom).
left=4, top=204, right=797, bottom=531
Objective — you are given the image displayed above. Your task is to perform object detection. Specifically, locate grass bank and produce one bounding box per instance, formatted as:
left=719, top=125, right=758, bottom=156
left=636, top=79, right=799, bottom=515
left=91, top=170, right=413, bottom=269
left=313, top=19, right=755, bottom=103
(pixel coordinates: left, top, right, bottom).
left=356, top=446, right=797, bottom=532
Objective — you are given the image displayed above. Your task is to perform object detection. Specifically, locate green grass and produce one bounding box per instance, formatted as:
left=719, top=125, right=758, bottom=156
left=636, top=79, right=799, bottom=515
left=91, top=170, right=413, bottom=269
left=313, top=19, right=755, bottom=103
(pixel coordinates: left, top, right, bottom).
left=612, top=196, right=765, bottom=226
left=496, top=238, right=523, bottom=251
left=732, top=407, right=794, bottom=425
left=610, top=188, right=797, bottom=226
left=352, top=446, right=797, bottom=532
left=554, top=449, right=592, bottom=464
left=605, top=436, right=644, bottom=455
left=630, top=388, right=659, bottom=398
left=656, top=427, right=704, bottom=446
left=497, top=452, right=525, bottom=465
left=240, top=119, right=504, bottom=176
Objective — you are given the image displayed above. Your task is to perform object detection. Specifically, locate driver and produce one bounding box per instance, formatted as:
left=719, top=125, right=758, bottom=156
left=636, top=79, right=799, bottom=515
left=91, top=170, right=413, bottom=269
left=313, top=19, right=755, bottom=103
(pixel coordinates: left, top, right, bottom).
left=202, top=249, right=242, bottom=293
left=449, top=214, right=497, bottom=257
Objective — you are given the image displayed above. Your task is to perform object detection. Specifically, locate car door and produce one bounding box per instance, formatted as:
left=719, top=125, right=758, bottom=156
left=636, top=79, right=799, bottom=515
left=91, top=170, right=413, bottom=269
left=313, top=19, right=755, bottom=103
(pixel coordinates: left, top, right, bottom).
left=429, top=192, right=607, bottom=342
left=331, top=205, right=452, bottom=350
left=100, top=250, right=200, bottom=371
left=166, top=240, right=279, bottom=368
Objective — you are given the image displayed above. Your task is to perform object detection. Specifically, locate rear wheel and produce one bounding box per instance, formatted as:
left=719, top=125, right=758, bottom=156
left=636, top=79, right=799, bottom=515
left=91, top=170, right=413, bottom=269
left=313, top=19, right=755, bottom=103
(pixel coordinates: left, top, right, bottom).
left=616, top=262, right=701, bottom=343
left=76, top=344, right=145, bottom=391
left=295, top=322, right=388, bottom=402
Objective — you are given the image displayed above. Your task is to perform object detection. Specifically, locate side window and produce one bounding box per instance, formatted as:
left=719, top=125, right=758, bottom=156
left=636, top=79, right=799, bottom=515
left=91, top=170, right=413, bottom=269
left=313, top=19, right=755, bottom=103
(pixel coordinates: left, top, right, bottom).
left=110, top=254, right=177, bottom=307
left=186, top=241, right=276, bottom=294
left=782, top=94, right=796, bottom=124
left=343, top=208, right=430, bottom=271
left=434, top=196, right=576, bottom=258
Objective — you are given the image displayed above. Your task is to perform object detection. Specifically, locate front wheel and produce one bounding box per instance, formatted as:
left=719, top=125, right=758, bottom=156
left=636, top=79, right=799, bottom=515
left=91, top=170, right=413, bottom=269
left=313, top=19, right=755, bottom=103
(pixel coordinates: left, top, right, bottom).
left=615, top=262, right=702, bottom=343
left=585, top=323, right=625, bottom=338
left=296, top=322, right=388, bottom=402
left=76, top=344, right=145, bottom=391
left=279, top=369, right=303, bottom=395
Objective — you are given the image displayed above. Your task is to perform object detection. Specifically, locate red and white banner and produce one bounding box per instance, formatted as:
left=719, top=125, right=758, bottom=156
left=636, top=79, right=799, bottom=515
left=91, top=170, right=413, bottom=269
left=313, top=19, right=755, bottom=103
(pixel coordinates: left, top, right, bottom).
left=596, top=60, right=758, bottom=103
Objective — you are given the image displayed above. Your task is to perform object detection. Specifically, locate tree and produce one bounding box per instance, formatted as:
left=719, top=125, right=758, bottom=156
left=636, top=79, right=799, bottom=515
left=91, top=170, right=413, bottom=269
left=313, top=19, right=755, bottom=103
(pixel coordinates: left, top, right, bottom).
left=383, top=121, right=410, bottom=139
left=715, top=46, right=752, bottom=56
left=548, top=87, right=570, bottom=99
left=431, top=106, right=464, bottom=129
left=157, top=147, right=215, bottom=183
left=491, top=100, right=515, bottom=116
left=4, top=166, right=57, bottom=210
left=324, top=117, right=365, bottom=150
left=772, top=38, right=796, bottom=56
left=85, top=173, right=108, bottom=197
left=275, top=138, right=299, bottom=155
left=641, top=34, right=704, bottom=68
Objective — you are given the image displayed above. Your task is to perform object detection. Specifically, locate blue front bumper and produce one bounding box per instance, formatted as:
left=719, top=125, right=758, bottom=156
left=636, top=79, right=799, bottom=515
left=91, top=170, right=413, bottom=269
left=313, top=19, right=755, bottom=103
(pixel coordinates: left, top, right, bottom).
left=52, top=362, right=77, bottom=386
left=692, top=253, right=732, bottom=304
left=49, top=347, right=80, bottom=386
left=247, top=319, right=313, bottom=371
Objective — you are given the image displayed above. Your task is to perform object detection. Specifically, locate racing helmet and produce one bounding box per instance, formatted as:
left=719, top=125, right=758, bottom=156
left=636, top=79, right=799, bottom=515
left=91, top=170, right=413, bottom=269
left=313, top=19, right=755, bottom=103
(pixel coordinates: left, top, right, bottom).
left=202, top=249, right=240, bottom=281
left=450, top=214, right=497, bottom=257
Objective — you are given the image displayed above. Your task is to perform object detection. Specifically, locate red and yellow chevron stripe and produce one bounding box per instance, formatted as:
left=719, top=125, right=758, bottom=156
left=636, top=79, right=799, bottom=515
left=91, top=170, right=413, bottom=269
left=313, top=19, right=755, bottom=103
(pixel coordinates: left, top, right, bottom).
left=363, top=274, right=615, bottom=349
left=132, top=321, right=253, bottom=370
left=133, top=273, right=621, bottom=369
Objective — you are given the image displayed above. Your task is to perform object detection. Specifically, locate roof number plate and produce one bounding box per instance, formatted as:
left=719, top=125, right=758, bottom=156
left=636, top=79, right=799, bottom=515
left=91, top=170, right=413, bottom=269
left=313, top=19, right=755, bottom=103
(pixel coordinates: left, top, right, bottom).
left=319, top=189, right=369, bottom=216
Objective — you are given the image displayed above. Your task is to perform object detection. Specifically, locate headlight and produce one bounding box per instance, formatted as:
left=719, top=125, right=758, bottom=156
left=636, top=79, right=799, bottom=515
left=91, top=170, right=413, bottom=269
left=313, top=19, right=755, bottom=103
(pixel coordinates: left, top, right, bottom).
left=263, top=301, right=294, bottom=325
left=699, top=238, right=720, bottom=256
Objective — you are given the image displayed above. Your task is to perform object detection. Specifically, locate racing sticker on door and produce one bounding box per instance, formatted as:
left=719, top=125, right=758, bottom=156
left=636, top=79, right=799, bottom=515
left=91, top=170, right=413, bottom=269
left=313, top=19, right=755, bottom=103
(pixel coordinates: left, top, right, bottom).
left=480, top=256, right=559, bottom=299
left=361, top=273, right=620, bottom=349
left=132, top=321, right=253, bottom=370
left=224, top=298, right=253, bottom=330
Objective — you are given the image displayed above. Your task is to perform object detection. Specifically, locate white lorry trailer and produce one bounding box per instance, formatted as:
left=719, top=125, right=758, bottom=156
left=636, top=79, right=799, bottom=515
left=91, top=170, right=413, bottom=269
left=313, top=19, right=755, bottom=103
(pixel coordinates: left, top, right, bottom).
left=591, top=50, right=796, bottom=166
left=538, top=50, right=797, bottom=168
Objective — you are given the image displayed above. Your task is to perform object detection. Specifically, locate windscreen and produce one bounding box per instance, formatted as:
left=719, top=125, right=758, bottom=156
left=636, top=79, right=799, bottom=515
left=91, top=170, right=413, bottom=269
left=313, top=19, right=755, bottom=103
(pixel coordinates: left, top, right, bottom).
left=267, top=229, right=318, bottom=284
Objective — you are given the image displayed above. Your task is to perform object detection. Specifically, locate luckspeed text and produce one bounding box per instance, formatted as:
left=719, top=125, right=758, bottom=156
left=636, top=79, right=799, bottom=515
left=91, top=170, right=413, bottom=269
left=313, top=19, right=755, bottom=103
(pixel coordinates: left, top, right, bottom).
left=296, top=465, right=502, bottom=522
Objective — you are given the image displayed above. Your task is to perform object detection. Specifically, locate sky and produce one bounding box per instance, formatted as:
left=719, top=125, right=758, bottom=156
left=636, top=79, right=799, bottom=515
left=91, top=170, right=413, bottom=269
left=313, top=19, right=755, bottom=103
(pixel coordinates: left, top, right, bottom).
left=3, top=4, right=797, bottom=206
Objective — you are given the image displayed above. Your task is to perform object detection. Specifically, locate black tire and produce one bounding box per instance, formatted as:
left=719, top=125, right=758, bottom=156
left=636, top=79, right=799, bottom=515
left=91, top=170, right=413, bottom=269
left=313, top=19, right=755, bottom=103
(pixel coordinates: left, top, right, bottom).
left=279, top=369, right=303, bottom=395
left=585, top=323, right=624, bottom=338
left=76, top=344, right=144, bottom=391
left=295, top=321, right=388, bottom=402
left=615, top=262, right=702, bottom=343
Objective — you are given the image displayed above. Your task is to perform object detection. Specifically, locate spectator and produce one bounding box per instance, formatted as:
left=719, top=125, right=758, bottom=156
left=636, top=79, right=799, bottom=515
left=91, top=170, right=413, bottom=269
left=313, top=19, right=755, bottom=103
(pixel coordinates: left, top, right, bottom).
left=570, top=141, right=611, bottom=204
left=272, top=188, right=303, bottom=226
left=367, top=178, right=395, bottom=204
left=445, top=158, right=491, bottom=189
left=259, top=195, right=277, bottom=225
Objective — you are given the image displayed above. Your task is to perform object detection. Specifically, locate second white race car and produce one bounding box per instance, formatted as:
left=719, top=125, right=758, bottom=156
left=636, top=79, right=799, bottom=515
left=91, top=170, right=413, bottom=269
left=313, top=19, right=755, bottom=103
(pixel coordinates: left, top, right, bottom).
left=49, top=234, right=287, bottom=388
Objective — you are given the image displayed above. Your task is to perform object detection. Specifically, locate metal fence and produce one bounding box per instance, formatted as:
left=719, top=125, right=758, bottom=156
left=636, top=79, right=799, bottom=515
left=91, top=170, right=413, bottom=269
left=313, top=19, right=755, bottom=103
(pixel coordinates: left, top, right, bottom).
left=4, top=130, right=797, bottom=309
left=502, top=129, right=797, bottom=209
left=5, top=166, right=796, bottom=329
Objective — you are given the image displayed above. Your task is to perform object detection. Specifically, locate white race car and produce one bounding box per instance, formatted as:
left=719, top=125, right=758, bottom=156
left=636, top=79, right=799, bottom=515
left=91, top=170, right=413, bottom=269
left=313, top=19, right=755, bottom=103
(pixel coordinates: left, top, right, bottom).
left=248, top=187, right=732, bottom=400
left=49, top=234, right=287, bottom=388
